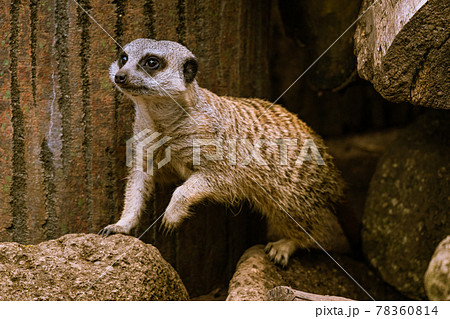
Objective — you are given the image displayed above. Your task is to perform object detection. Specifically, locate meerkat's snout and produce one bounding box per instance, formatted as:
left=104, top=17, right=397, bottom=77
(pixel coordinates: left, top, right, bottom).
left=114, top=72, right=127, bottom=84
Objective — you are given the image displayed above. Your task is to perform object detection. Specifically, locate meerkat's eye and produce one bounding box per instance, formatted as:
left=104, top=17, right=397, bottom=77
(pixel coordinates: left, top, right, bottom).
left=145, top=57, right=160, bottom=69
left=119, top=53, right=128, bottom=67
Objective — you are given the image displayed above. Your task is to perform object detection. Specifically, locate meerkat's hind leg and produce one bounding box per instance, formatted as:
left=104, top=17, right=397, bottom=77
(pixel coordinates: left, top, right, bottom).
left=265, top=238, right=300, bottom=267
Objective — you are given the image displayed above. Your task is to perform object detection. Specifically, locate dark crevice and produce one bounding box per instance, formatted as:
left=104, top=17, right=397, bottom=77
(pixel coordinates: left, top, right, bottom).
left=55, top=0, right=72, bottom=171
left=77, top=0, right=93, bottom=232
left=113, top=0, right=126, bottom=51
left=113, top=0, right=126, bottom=127
left=9, top=0, right=29, bottom=244
left=30, top=0, right=38, bottom=109
left=176, top=0, right=186, bottom=45
left=409, top=45, right=432, bottom=100
left=40, top=139, right=59, bottom=240
left=144, top=0, right=155, bottom=39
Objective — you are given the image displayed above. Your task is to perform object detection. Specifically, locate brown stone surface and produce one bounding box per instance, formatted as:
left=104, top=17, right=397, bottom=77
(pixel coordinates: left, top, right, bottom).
left=424, top=236, right=450, bottom=301
left=227, top=245, right=406, bottom=301
left=355, top=0, right=450, bottom=108
left=0, top=233, right=189, bottom=300
left=362, top=110, right=450, bottom=300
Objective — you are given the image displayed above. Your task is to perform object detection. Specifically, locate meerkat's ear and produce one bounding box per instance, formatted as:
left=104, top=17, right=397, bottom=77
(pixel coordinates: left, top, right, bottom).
left=183, top=58, right=198, bottom=84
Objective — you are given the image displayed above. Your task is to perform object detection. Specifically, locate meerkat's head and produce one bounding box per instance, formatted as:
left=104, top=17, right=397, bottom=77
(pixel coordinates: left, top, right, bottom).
left=110, top=39, right=198, bottom=98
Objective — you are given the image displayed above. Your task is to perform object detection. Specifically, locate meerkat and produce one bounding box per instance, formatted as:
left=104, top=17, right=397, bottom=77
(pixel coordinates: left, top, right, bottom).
left=99, top=38, right=350, bottom=266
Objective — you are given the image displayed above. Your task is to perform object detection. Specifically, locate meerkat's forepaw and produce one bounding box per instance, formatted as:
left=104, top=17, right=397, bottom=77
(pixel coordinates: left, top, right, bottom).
left=98, top=224, right=131, bottom=238
left=265, top=239, right=299, bottom=267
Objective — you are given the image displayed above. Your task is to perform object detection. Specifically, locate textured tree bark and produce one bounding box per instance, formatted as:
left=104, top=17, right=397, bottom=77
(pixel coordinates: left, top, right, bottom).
left=355, top=0, right=450, bottom=109
left=265, top=286, right=354, bottom=301
left=0, top=0, right=269, bottom=296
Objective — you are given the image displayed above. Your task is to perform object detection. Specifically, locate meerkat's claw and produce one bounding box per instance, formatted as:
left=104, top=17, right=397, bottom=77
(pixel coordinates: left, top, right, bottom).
left=265, top=239, right=299, bottom=267
left=98, top=224, right=130, bottom=237
left=160, top=218, right=173, bottom=235
left=98, top=228, right=111, bottom=237
left=161, top=210, right=182, bottom=231
left=161, top=222, right=176, bottom=236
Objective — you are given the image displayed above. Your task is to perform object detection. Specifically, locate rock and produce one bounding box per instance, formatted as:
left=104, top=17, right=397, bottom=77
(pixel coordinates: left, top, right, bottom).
left=0, top=234, right=189, bottom=300
left=362, top=111, right=450, bottom=300
left=226, top=245, right=405, bottom=301
left=424, top=236, right=450, bottom=301
left=355, top=0, right=450, bottom=109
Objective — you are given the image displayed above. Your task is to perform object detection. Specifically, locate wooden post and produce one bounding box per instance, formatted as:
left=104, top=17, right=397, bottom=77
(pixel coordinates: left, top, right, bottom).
left=0, top=0, right=269, bottom=296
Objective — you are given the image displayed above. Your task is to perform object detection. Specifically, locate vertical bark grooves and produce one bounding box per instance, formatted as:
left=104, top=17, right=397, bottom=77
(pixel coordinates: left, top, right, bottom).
left=55, top=0, right=72, bottom=171
left=40, top=139, right=58, bottom=239
left=9, top=0, right=28, bottom=244
left=236, top=2, right=242, bottom=96
left=113, top=0, right=126, bottom=130
left=113, top=0, right=126, bottom=129
left=109, top=0, right=127, bottom=225
left=113, top=0, right=126, bottom=49
left=144, top=0, right=155, bottom=38
left=77, top=0, right=93, bottom=232
left=30, top=0, right=38, bottom=109
left=176, top=0, right=186, bottom=45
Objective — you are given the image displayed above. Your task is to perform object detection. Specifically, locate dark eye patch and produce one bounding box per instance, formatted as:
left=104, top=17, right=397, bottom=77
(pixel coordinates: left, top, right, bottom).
left=138, top=54, right=166, bottom=73
left=118, top=51, right=128, bottom=68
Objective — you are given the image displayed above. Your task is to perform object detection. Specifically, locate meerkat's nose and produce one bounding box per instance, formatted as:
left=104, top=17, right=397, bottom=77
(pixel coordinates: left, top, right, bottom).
left=115, top=72, right=127, bottom=84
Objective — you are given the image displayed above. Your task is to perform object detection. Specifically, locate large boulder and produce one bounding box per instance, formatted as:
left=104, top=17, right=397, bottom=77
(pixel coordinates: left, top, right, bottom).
left=424, top=236, right=450, bottom=301
left=355, top=0, right=450, bottom=109
left=226, top=245, right=405, bottom=301
left=362, top=111, right=450, bottom=300
left=0, top=234, right=189, bottom=300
